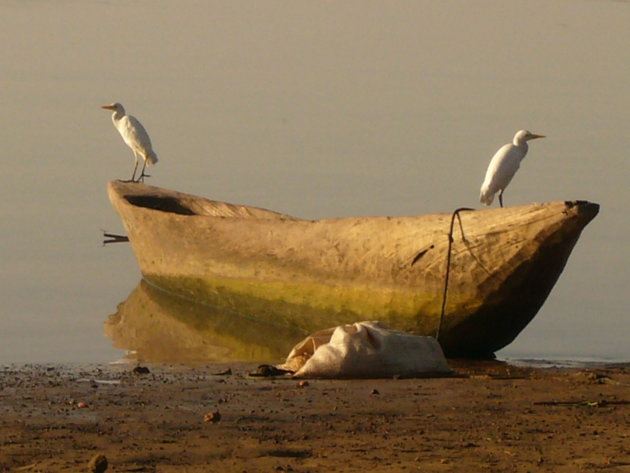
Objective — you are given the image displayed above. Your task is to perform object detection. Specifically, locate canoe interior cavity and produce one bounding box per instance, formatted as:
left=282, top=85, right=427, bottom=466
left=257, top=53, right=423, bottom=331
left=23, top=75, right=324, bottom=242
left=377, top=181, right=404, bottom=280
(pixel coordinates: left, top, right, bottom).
left=124, top=195, right=197, bottom=215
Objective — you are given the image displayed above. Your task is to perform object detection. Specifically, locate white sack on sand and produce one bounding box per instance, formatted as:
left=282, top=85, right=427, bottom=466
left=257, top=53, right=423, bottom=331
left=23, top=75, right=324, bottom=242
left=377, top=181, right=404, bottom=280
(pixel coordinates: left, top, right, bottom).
left=280, top=321, right=450, bottom=378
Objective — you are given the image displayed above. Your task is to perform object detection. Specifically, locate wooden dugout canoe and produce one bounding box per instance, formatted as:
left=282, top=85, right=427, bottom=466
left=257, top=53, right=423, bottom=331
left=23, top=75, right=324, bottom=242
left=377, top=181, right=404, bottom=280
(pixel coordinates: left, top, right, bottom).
left=108, top=181, right=599, bottom=357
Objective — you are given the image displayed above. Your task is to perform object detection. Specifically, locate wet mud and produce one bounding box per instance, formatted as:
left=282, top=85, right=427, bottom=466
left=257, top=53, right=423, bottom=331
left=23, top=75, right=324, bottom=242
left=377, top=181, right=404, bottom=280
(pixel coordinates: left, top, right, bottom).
left=1, top=361, right=629, bottom=472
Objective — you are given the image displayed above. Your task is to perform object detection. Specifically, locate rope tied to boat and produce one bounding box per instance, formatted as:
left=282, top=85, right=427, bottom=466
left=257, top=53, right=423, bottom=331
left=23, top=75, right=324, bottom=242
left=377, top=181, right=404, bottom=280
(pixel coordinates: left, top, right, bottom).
left=436, top=207, right=474, bottom=341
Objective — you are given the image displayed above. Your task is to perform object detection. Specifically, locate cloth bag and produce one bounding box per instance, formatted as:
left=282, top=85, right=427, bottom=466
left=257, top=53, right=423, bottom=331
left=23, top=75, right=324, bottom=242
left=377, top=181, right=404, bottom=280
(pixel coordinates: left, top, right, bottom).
left=280, top=321, right=450, bottom=378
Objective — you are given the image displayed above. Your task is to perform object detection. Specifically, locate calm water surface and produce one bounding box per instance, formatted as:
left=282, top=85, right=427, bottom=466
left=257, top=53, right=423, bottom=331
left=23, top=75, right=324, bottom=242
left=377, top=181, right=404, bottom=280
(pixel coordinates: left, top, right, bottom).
left=1, top=0, right=628, bottom=364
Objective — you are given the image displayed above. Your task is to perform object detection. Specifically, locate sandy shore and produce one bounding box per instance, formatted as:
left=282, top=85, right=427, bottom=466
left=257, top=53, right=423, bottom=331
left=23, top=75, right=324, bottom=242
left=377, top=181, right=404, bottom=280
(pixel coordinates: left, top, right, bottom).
left=1, top=361, right=629, bottom=472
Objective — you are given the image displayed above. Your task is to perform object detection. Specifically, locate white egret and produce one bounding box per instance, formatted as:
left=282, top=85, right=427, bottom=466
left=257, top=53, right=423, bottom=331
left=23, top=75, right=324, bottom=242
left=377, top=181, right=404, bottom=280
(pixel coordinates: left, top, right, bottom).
left=480, top=129, right=545, bottom=207
left=101, top=103, right=158, bottom=182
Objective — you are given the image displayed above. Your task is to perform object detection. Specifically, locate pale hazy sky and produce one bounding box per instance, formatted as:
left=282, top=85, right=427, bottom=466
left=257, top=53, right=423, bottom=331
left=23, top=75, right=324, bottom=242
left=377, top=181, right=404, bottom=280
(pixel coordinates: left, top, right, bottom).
left=1, top=0, right=628, bottom=362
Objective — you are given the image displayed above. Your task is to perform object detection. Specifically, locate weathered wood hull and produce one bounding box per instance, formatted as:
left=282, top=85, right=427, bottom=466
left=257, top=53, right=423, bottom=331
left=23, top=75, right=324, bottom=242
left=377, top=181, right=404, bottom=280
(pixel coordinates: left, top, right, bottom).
left=108, top=181, right=599, bottom=357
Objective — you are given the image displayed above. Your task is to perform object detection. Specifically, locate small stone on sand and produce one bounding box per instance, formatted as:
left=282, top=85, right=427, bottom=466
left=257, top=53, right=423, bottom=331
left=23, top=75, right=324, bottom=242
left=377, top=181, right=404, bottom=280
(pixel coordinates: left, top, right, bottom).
left=204, top=411, right=221, bottom=423
left=88, top=453, right=108, bottom=473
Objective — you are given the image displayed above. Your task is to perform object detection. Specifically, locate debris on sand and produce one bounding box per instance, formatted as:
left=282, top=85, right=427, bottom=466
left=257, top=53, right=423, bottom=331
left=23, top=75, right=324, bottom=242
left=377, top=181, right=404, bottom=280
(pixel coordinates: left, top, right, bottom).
left=132, top=366, right=151, bottom=375
left=87, top=453, right=108, bottom=473
left=204, top=411, right=221, bottom=423
left=212, top=367, right=232, bottom=376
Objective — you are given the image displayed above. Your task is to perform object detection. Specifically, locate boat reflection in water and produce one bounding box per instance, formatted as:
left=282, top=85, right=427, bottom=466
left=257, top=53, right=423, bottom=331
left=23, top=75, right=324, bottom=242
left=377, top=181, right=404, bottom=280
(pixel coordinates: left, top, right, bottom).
left=104, top=280, right=305, bottom=364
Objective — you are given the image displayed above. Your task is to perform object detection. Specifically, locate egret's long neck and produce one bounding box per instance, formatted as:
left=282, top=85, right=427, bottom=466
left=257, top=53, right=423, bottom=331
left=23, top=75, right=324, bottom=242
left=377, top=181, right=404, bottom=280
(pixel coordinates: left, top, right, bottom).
left=111, top=109, right=124, bottom=124
left=518, top=142, right=529, bottom=157
left=513, top=136, right=529, bottom=150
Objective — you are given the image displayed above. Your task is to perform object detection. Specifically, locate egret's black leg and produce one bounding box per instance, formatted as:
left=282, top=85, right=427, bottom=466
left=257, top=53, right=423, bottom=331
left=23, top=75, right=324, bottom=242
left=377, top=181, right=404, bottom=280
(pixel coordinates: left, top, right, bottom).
left=499, top=190, right=504, bottom=208
left=139, top=158, right=150, bottom=182
left=130, top=152, right=139, bottom=182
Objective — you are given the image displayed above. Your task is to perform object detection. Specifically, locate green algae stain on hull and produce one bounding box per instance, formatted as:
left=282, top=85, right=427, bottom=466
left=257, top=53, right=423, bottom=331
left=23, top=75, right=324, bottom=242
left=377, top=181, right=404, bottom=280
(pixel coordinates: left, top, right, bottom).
left=145, top=273, right=457, bottom=336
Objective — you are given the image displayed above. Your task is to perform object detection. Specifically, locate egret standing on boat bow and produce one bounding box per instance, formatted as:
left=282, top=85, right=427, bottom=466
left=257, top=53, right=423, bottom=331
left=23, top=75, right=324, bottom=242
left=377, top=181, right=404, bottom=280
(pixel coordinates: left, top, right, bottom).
left=101, top=103, right=158, bottom=182
left=480, top=130, right=545, bottom=207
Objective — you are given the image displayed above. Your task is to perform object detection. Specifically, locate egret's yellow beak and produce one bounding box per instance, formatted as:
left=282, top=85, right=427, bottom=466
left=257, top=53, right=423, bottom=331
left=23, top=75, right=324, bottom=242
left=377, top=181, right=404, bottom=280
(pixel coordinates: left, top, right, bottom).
left=101, top=104, right=115, bottom=110
left=529, top=133, right=546, bottom=140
